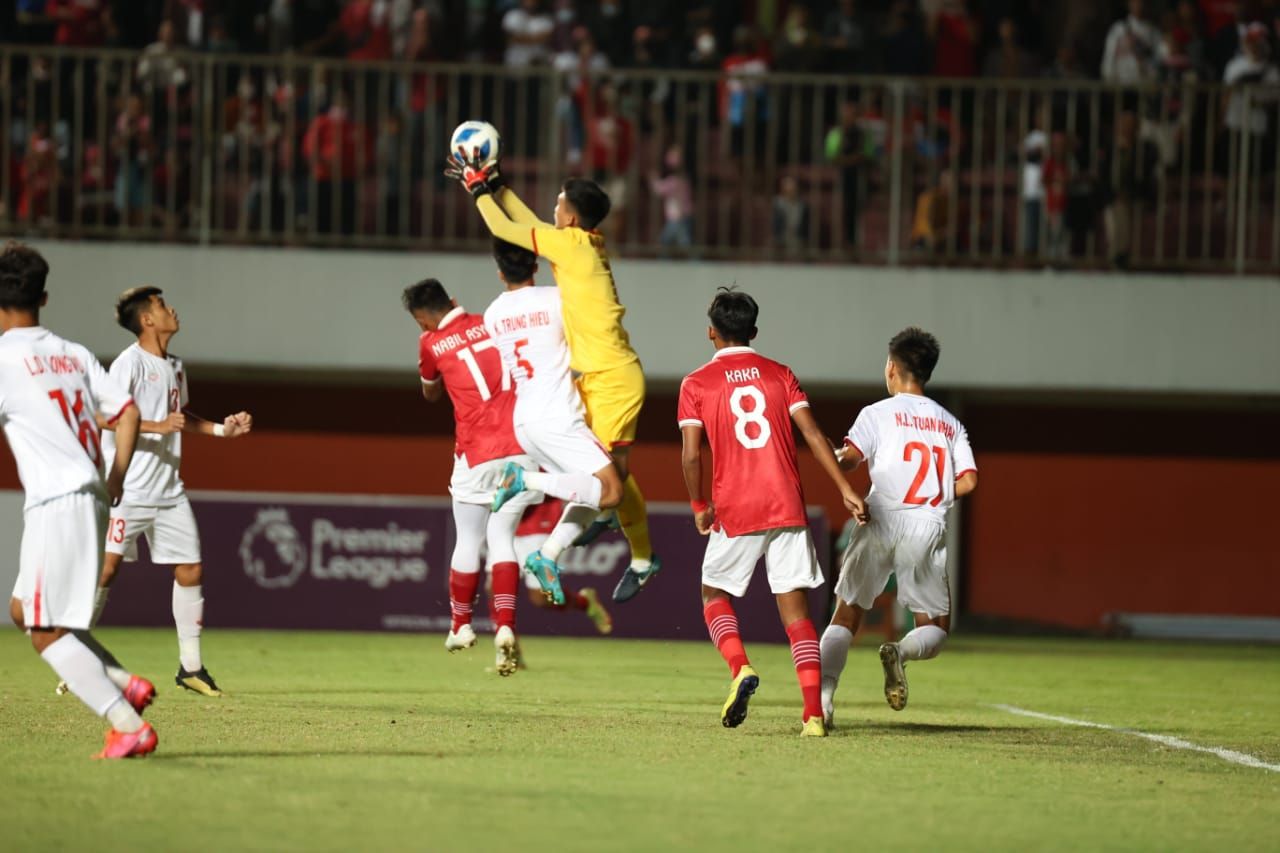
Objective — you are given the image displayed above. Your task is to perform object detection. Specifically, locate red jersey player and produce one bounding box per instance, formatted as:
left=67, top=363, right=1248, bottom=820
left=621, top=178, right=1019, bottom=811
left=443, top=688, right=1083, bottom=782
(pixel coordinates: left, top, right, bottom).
left=403, top=278, right=541, bottom=676
left=678, top=288, right=866, bottom=737
left=819, top=327, right=977, bottom=726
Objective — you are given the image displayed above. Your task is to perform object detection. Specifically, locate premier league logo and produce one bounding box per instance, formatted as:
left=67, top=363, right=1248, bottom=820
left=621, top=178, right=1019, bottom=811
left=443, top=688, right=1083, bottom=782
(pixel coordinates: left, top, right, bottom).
left=240, top=508, right=307, bottom=589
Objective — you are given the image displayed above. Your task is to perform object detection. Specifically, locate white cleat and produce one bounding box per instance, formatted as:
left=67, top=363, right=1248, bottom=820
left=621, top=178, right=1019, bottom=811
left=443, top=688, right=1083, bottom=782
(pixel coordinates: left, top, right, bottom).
left=820, top=676, right=837, bottom=730
left=445, top=624, right=477, bottom=652
left=55, top=680, right=69, bottom=696
left=494, top=625, right=519, bottom=677
left=879, top=642, right=909, bottom=711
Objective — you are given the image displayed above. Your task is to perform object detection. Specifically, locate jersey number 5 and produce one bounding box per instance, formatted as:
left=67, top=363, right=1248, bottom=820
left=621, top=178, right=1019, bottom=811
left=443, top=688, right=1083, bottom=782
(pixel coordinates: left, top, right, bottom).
left=729, top=386, right=771, bottom=450
left=903, top=441, right=946, bottom=507
left=49, top=389, right=101, bottom=465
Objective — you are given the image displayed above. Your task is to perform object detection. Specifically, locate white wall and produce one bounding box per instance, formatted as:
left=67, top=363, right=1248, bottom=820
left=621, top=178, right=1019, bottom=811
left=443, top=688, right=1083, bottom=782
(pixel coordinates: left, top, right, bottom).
left=31, top=240, right=1280, bottom=394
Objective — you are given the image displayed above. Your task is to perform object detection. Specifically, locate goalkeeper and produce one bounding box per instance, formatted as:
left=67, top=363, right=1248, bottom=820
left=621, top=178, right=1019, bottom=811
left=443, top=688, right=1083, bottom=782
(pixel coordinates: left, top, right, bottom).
left=448, top=149, right=661, bottom=604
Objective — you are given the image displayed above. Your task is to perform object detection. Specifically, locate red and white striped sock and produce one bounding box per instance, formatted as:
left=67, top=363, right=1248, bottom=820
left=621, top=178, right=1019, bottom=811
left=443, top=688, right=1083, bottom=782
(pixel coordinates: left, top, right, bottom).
left=448, top=569, right=480, bottom=632
left=491, top=562, right=519, bottom=630
left=786, top=618, right=823, bottom=722
left=703, top=598, right=749, bottom=678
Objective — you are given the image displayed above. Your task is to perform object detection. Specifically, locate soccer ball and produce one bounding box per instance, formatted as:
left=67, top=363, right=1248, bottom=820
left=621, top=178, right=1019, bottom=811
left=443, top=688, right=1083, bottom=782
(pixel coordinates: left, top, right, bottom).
left=450, top=120, right=501, bottom=169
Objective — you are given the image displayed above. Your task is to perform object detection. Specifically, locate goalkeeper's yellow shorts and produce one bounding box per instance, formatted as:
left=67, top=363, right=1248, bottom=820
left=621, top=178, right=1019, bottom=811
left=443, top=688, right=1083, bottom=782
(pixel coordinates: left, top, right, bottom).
left=577, top=360, right=646, bottom=450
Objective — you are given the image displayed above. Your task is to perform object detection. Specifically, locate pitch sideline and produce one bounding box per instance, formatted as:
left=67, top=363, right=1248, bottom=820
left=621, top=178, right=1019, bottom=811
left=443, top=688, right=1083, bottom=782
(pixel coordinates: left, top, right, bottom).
left=990, top=704, right=1280, bottom=773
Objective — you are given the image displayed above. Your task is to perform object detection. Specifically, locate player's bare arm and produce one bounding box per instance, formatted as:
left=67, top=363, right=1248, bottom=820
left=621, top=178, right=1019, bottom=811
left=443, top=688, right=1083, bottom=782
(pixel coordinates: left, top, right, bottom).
left=105, top=405, right=141, bottom=505
left=96, top=410, right=184, bottom=434
left=793, top=407, right=868, bottom=524
left=834, top=442, right=864, bottom=472
left=680, top=424, right=716, bottom=534
left=420, top=378, right=444, bottom=403
left=181, top=410, right=253, bottom=438
left=956, top=470, right=978, bottom=498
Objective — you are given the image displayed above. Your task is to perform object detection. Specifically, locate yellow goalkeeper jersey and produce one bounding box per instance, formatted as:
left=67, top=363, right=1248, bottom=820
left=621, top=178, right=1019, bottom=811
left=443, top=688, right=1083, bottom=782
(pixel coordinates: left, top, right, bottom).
left=476, top=189, right=639, bottom=375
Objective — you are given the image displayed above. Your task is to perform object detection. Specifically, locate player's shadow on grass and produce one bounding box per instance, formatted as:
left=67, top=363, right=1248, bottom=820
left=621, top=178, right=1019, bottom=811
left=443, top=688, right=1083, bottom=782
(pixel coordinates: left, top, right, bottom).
left=853, top=722, right=1023, bottom=735
left=154, top=749, right=453, bottom=760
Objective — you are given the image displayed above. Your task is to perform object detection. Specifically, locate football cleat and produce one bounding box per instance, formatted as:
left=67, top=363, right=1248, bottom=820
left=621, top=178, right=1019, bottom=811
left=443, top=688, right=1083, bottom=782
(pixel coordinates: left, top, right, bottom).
left=580, top=588, right=613, bottom=635
left=445, top=623, right=478, bottom=652
left=572, top=512, right=620, bottom=546
left=490, top=462, right=527, bottom=512
left=879, top=642, right=908, bottom=711
left=93, top=722, right=158, bottom=759
left=55, top=680, right=69, bottom=696
left=720, top=664, right=759, bottom=729
left=820, top=676, right=837, bottom=730
left=524, top=550, right=565, bottom=606
left=800, top=717, right=828, bottom=737
left=176, top=665, right=223, bottom=697
left=611, top=554, right=663, bottom=603
left=494, top=625, right=519, bottom=677
left=123, top=675, right=156, bottom=714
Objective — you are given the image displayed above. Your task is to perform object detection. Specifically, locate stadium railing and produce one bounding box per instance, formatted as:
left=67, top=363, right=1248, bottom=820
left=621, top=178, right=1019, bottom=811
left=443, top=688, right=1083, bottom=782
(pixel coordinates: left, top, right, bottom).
left=2, top=46, right=1277, bottom=273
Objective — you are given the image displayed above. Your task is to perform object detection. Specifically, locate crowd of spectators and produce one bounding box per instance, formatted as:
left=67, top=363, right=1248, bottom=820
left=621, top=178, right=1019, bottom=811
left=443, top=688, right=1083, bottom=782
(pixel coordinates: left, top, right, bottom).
left=2, top=0, right=1279, bottom=264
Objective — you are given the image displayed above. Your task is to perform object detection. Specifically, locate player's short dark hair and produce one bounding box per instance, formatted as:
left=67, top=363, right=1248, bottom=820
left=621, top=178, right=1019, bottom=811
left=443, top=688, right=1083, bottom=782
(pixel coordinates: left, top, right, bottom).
left=888, top=327, right=941, bottom=384
left=401, top=279, right=452, bottom=315
left=707, top=287, right=758, bottom=346
left=562, top=177, right=611, bottom=230
left=492, top=238, right=537, bottom=283
left=115, top=286, right=164, bottom=335
left=0, top=241, right=49, bottom=312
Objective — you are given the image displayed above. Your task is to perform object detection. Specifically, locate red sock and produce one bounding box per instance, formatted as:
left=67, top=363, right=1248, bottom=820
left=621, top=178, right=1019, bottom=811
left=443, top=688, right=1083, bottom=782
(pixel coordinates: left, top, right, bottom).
left=561, top=588, right=589, bottom=611
left=704, top=598, right=749, bottom=677
left=491, top=562, right=519, bottom=630
left=448, top=569, right=480, bottom=632
left=786, top=618, right=823, bottom=722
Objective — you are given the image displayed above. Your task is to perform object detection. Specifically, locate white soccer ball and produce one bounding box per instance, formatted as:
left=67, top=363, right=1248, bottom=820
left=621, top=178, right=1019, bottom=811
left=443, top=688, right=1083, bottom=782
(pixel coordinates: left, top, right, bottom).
left=449, top=120, right=501, bottom=169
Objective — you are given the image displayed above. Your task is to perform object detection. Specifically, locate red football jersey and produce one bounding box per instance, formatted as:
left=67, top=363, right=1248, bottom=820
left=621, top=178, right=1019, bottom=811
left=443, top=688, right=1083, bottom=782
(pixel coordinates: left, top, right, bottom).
left=516, top=497, right=564, bottom=537
left=677, top=346, right=810, bottom=536
left=418, top=307, right=522, bottom=465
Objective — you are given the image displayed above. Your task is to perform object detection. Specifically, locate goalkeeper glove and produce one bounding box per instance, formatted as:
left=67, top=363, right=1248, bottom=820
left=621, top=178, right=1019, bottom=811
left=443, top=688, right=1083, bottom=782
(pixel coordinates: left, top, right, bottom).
left=444, top=147, right=504, bottom=197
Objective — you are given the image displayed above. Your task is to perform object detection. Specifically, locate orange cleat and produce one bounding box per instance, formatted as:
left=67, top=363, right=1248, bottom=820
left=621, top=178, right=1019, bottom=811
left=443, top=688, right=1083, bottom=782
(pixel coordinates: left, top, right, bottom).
left=93, top=722, right=158, bottom=760
left=123, top=675, right=156, bottom=714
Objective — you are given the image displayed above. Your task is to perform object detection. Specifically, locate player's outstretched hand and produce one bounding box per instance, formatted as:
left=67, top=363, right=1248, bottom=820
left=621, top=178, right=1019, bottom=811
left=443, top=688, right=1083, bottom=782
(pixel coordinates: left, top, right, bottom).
left=223, top=411, right=252, bottom=438
left=843, top=490, right=869, bottom=525
left=694, top=503, right=717, bottom=535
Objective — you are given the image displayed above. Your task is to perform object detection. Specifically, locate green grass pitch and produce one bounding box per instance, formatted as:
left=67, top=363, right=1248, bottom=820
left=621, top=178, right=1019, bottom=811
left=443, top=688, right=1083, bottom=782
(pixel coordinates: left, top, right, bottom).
left=1, top=630, right=1276, bottom=851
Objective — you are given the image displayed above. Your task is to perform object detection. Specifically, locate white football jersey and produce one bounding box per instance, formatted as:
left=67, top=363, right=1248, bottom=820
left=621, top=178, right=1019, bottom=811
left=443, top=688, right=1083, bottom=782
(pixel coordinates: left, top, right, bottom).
left=483, top=286, right=583, bottom=425
left=0, top=327, right=134, bottom=509
left=845, top=393, right=976, bottom=523
left=101, top=343, right=189, bottom=505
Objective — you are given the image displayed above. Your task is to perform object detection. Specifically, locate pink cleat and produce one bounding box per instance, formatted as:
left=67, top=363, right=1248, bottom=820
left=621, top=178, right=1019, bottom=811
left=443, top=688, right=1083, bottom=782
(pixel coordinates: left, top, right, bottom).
left=123, top=675, right=156, bottom=714
left=93, top=722, right=158, bottom=759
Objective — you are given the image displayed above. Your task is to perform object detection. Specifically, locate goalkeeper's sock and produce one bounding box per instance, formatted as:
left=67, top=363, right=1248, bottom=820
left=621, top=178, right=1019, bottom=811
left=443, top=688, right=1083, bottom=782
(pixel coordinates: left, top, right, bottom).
left=616, top=475, right=653, bottom=565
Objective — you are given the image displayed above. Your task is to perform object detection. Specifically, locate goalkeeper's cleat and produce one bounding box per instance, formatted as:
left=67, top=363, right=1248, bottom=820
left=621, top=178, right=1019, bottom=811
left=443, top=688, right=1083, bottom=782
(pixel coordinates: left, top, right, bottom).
left=879, top=642, right=908, bottom=711
left=611, top=554, right=663, bottom=603
left=720, top=665, right=759, bottom=729
left=820, top=676, right=837, bottom=731
left=123, top=675, right=156, bottom=714
left=495, top=626, right=519, bottom=677
left=93, top=722, right=158, bottom=760
left=580, top=588, right=613, bottom=635
left=176, top=665, right=223, bottom=697
left=445, top=623, right=477, bottom=652
left=800, top=717, right=828, bottom=738
left=490, top=462, right=527, bottom=512
left=572, top=512, right=621, bottom=547
left=524, top=550, right=564, bottom=606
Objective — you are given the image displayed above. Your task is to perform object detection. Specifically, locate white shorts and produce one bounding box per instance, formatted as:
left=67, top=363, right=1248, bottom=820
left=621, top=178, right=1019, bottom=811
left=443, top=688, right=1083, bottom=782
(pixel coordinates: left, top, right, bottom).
left=515, top=415, right=612, bottom=478
left=450, top=453, right=541, bottom=512
left=701, top=526, right=823, bottom=598
left=105, top=496, right=202, bottom=565
left=834, top=512, right=950, bottom=618
left=12, top=491, right=107, bottom=630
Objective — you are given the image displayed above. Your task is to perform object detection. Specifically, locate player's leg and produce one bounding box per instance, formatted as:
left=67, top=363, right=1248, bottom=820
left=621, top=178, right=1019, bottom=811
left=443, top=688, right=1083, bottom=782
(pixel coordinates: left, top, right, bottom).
left=152, top=499, right=220, bottom=696
left=94, top=503, right=150, bottom=626
left=821, top=519, right=892, bottom=724
left=485, top=506, right=524, bottom=675
left=877, top=518, right=950, bottom=711
left=700, top=528, right=763, bottom=728
left=765, top=528, right=826, bottom=736
left=514, top=528, right=611, bottom=632
left=447, top=500, right=491, bottom=653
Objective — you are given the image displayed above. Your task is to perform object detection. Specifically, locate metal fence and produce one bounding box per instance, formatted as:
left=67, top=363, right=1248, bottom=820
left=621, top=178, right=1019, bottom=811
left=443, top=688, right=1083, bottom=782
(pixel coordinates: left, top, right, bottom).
left=2, top=46, right=1278, bottom=272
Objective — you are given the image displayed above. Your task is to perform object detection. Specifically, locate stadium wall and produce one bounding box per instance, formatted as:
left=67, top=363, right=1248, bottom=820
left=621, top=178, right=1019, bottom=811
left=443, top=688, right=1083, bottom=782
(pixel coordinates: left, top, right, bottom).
left=28, top=240, right=1280, bottom=394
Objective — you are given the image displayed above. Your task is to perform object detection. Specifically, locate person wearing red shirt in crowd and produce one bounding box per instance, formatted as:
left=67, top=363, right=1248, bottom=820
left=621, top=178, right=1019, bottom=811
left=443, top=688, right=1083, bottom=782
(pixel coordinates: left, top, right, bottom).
left=584, top=80, right=633, bottom=238
left=1041, top=131, right=1073, bottom=262
left=341, top=0, right=392, bottom=60
left=46, top=0, right=108, bottom=47
left=929, top=0, right=979, bottom=78
left=678, top=288, right=866, bottom=737
left=19, top=121, right=58, bottom=224
left=301, top=89, right=367, bottom=234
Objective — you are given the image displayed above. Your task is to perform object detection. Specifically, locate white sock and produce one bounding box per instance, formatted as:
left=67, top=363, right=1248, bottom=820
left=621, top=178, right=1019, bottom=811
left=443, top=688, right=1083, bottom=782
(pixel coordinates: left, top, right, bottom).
left=541, top=503, right=600, bottom=562
left=173, top=582, right=204, bottom=672
left=41, top=634, right=141, bottom=731
left=898, top=624, right=947, bottom=661
left=105, top=697, right=145, bottom=733
left=91, top=587, right=109, bottom=628
left=523, top=471, right=603, bottom=509
left=820, top=624, right=853, bottom=684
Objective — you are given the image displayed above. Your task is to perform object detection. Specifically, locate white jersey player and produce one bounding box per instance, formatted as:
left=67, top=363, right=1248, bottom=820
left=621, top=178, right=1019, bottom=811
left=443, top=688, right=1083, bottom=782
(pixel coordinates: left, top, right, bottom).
left=0, top=241, right=159, bottom=759
left=96, top=287, right=253, bottom=698
left=819, top=327, right=977, bottom=727
left=483, top=239, right=623, bottom=606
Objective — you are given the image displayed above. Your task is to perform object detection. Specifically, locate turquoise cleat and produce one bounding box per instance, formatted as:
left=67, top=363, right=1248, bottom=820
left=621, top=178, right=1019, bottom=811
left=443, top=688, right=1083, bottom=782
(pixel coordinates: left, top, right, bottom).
left=490, top=461, right=527, bottom=512
left=524, top=550, right=565, bottom=605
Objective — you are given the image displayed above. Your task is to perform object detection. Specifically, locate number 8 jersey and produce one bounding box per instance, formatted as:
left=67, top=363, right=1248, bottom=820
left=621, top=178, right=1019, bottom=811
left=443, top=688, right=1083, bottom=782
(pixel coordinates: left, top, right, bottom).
left=844, top=393, right=976, bottom=523
left=678, top=346, right=811, bottom=536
